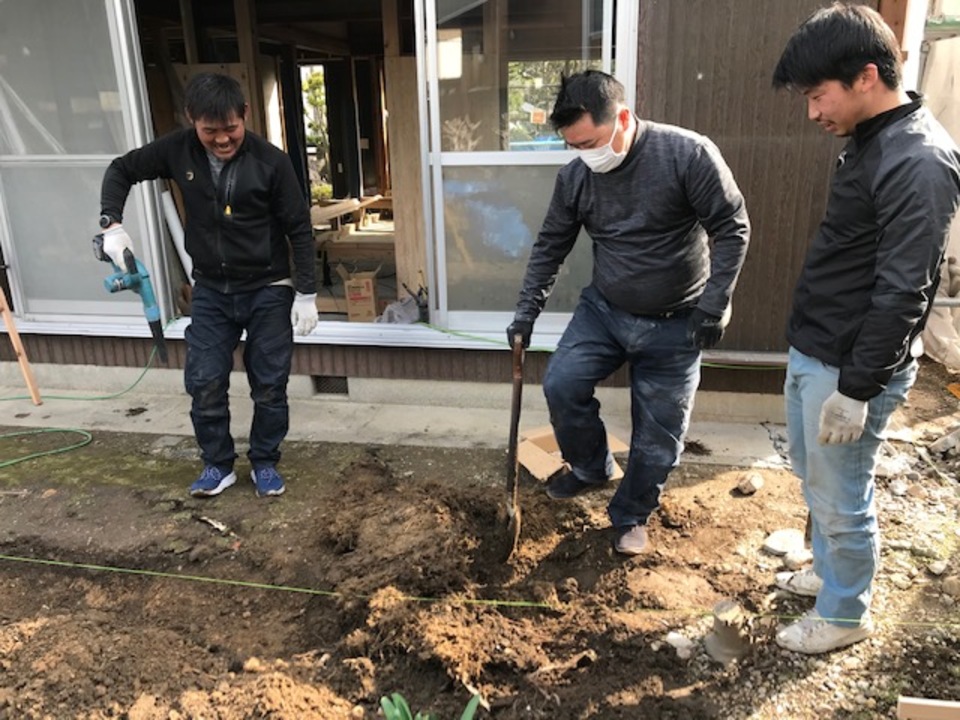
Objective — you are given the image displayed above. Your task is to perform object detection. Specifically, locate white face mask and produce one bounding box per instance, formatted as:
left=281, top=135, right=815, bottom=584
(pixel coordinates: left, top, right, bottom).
left=578, top=117, right=628, bottom=173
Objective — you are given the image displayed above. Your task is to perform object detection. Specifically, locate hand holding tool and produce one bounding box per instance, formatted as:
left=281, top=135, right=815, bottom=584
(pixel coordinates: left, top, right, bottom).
left=100, top=224, right=135, bottom=268
left=505, top=319, right=533, bottom=349
left=93, top=234, right=168, bottom=363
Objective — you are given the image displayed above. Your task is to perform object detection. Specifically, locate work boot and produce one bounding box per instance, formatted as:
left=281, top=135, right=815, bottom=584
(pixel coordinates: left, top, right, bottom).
left=189, top=465, right=237, bottom=497
left=545, top=469, right=607, bottom=499
left=613, top=524, right=649, bottom=556
left=775, top=609, right=873, bottom=654
left=775, top=568, right=823, bottom=597
left=251, top=466, right=286, bottom=497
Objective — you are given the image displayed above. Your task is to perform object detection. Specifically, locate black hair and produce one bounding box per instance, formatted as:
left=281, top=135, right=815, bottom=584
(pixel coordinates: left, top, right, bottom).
left=772, top=2, right=902, bottom=91
left=184, top=73, right=247, bottom=123
left=549, top=70, right=625, bottom=130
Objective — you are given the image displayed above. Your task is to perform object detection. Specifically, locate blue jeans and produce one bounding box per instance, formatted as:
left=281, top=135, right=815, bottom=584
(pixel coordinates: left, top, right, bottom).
left=185, top=283, right=294, bottom=471
left=785, top=346, right=916, bottom=626
left=543, top=285, right=702, bottom=528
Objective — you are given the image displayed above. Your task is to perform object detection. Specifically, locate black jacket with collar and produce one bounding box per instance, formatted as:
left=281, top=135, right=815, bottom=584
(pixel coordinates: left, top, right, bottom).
left=514, top=119, right=750, bottom=321
left=101, top=128, right=315, bottom=295
left=788, top=96, right=960, bottom=400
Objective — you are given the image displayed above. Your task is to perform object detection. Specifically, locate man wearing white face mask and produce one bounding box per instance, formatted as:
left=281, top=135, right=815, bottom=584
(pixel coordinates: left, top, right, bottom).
left=506, top=70, right=750, bottom=556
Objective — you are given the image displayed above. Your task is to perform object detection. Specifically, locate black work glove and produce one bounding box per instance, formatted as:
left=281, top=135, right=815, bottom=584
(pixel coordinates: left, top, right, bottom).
left=687, top=308, right=727, bottom=349
left=506, top=319, right=533, bottom=349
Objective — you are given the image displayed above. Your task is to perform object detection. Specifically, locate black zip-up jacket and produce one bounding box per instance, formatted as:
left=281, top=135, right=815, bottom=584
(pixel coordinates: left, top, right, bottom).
left=514, top=120, right=750, bottom=321
left=788, top=96, right=960, bottom=401
left=101, top=128, right=315, bottom=295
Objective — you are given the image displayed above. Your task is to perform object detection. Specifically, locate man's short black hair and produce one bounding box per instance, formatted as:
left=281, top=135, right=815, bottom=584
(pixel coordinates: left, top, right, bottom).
left=549, top=70, right=625, bottom=131
left=772, top=2, right=902, bottom=91
left=184, top=73, right=247, bottom=123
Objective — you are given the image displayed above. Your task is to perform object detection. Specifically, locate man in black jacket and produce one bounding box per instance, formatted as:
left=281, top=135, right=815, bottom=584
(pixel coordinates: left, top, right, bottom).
left=99, top=73, right=318, bottom=499
left=772, top=4, right=960, bottom=654
left=506, top=71, right=750, bottom=556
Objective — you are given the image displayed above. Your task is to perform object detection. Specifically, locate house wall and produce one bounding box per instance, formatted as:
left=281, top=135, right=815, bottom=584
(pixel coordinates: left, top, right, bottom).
left=10, top=0, right=888, bottom=396
left=1, top=335, right=786, bottom=394
left=636, top=0, right=862, bottom=352
left=916, top=1, right=960, bottom=369
left=922, top=0, right=960, bottom=255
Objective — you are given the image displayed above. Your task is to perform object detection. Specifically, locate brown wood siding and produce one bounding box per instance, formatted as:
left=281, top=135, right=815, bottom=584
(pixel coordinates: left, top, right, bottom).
left=2, top=334, right=784, bottom=394
left=636, top=0, right=872, bottom=351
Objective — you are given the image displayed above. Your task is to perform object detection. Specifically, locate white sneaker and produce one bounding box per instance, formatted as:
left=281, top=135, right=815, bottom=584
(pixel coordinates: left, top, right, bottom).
left=775, top=568, right=823, bottom=597
left=776, top=609, right=873, bottom=654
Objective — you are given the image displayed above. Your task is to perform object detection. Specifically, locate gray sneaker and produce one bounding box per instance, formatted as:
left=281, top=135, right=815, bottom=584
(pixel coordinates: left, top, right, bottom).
left=545, top=469, right=607, bottom=499
left=776, top=609, right=873, bottom=654
left=775, top=568, right=823, bottom=597
left=613, top=525, right=649, bottom=556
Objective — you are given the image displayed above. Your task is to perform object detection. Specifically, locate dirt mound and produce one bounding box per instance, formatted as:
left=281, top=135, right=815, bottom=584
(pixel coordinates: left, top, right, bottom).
left=1, top=362, right=959, bottom=718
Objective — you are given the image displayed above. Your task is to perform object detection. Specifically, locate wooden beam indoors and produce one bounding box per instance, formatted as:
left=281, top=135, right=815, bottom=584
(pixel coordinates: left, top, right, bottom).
left=879, top=0, right=910, bottom=51
left=178, top=0, right=199, bottom=64
left=373, top=58, right=389, bottom=194
left=234, top=0, right=266, bottom=134
left=143, top=21, right=183, bottom=135
left=257, top=23, right=351, bottom=55
left=384, top=56, right=427, bottom=299
left=382, top=0, right=400, bottom=57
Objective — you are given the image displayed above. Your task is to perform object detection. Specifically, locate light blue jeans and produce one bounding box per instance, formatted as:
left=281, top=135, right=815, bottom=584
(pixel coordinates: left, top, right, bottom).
left=784, top=346, right=916, bottom=627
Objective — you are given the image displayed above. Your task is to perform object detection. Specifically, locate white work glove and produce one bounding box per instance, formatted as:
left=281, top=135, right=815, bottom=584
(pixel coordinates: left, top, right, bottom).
left=818, top=390, right=868, bottom=444
left=101, top=224, right=134, bottom=268
left=291, top=292, right=318, bottom=336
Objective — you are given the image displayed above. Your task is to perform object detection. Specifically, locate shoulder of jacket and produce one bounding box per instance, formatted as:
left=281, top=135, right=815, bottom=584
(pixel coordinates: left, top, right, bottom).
left=151, top=127, right=194, bottom=147
left=639, top=123, right=717, bottom=169
left=643, top=121, right=708, bottom=147
left=244, top=134, right=290, bottom=166
left=877, top=110, right=960, bottom=172
left=556, top=156, right=586, bottom=183
left=243, top=132, right=279, bottom=153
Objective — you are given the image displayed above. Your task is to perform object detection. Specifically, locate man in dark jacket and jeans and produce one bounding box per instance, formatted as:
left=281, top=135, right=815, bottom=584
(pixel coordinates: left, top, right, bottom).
left=506, top=71, right=750, bottom=556
left=99, top=72, right=318, bottom=499
left=772, top=4, right=960, bottom=654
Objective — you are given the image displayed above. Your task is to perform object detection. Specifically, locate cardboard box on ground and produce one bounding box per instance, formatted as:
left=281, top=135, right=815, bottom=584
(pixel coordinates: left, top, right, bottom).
left=337, top=263, right=381, bottom=322
left=315, top=263, right=391, bottom=322
left=518, top=425, right=630, bottom=482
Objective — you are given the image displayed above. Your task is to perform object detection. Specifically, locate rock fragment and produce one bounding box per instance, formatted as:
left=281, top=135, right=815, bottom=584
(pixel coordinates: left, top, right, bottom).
left=736, top=472, right=764, bottom=495
left=762, top=528, right=806, bottom=557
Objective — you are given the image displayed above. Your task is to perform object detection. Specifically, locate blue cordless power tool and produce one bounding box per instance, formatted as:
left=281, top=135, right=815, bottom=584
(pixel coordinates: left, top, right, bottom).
left=93, top=234, right=168, bottom=363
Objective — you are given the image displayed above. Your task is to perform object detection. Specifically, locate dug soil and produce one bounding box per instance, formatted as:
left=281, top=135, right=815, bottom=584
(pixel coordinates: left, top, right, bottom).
left=0, top=359, right=958, bottom=719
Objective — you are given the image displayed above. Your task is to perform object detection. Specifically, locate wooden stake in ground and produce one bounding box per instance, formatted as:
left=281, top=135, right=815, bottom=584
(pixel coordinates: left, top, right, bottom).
left=897, top=696, right=960, bottom=720
left=0, top=286, right=41, bottom=405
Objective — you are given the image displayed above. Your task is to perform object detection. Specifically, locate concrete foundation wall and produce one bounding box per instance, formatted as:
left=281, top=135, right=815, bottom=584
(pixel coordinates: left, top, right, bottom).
left=0, top=362, right=785, bottom=424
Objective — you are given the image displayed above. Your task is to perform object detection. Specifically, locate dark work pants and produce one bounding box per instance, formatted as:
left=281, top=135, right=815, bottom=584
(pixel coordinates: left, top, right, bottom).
left=184, top=283, right=294, bottom=471
left=542, top=285, right=701, bottom=528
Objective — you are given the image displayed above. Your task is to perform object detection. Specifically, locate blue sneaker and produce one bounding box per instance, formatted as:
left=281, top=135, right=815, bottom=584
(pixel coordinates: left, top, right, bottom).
left=251, top=466, right=286, bottom=497
left=189, top=466, right=237, bottom=497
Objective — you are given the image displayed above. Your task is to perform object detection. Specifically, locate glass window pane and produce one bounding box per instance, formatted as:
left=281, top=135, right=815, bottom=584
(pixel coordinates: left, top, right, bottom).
left=1, top=164, right=145, bottom=316
left=437, top=0, right=607, bottom=151
left=0, top=0, right=126, bottom=155
left=443, top=165, right=592, bottom=311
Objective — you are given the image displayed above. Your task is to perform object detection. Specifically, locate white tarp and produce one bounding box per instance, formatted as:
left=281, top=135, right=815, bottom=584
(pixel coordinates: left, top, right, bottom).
left=920, top=12, right=960, bottom=371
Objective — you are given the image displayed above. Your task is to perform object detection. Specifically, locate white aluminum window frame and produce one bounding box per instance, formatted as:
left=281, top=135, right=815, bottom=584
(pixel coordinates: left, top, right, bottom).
left=419, top=0, right=639, bottom=349
left=0, top=0, right=170, bottom=331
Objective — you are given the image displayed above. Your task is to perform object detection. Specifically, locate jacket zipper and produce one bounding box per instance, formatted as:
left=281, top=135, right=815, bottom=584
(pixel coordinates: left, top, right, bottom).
left=217, top=160, right=239, bottom=292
